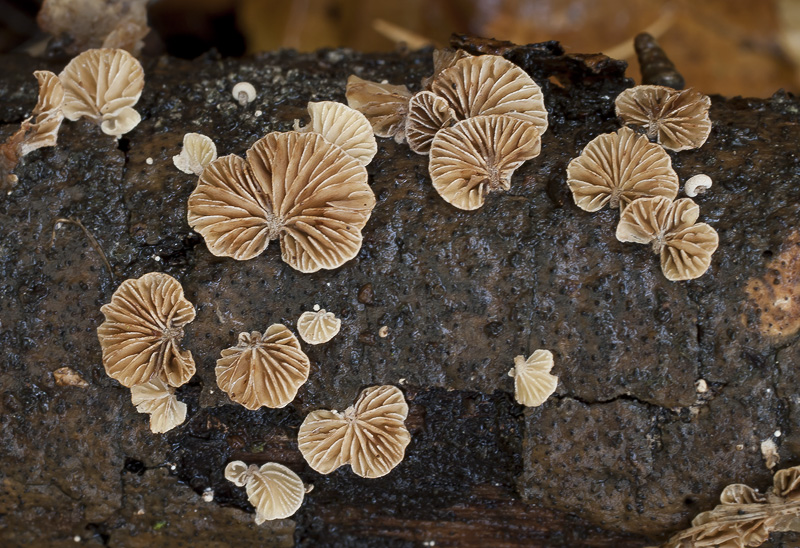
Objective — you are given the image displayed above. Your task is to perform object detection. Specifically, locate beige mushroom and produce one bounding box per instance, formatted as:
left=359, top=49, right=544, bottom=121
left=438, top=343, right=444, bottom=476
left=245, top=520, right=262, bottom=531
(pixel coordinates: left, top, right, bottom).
left=224, top=461, right=305, bottom=523
left=684, top=174, right=712, bottom=197
left=508, top=350, right=558, bottom=407
left=173, top=133, right=217, bottom=176
left=615, top=85, right=712, bottom=152
left=566, top=127, right=679, bottom=212
left=430, top=54, right=548, bottom=135
left=187, top=131, right=375, bottom=272
left=345, top=75, right=412, bottom=143
left=405, top=91, right=455, bottom=155
left=232, top=82, right=256, bottom=106
left=296, top=101, right=377, bottom=166
left=130, top=377, right=187, bottom=433
left=421, top=48, right=473, bottom=89
left=616, top=196, right=719, bottom=281
left=296, top=309, right=341, bottom=345
left=429, top=114, right=541, bottom=210
left=59, top=48, right=144, bottom=137
left=216, top=325, right=310, bottom=410
left=97, top=272, right=196, bottom=387
left=297, top=385, right=411, bottom=478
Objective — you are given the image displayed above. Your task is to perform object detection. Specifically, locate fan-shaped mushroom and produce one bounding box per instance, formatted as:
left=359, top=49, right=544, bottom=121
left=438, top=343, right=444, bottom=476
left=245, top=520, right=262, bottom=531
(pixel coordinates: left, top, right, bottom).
left=296, top=101, right=377, bottom=166
left=616, top=196, right=719, bottom=281
left=298, top=385, right=411, bottom=478
left=224, top=461, right=305, bottom=523
left=430, top=54, right=548, bottom=135
left=405, top=91, right=455, bottom=155
left=59, top=48, right=144, bottom=137
left=508, top=349, right=558, bottom=407
left=173, top=133, right=217, bottom=176
left=566, top=127, right=679, bottom=212
left=421, top=48, right=473, bottom=89
left=187, top=130, right=376, bottom=272
left=97, top=272, right=196, bottom=387
left=615, top=85, right=712, bottom=152
left=296, top=309, right=341, bottom=345
left=429, top=114, right=541, bottom=210
left=130, top=377, right=187, bottom=433
left=345, top=75, right=412, bottom=143
left=216, top=325, right=311, bottom=410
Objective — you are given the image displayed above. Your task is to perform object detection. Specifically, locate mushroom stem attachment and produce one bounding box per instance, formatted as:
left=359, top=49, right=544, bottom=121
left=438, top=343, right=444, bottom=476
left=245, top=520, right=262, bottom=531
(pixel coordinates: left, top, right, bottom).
left=652, top=235, right=665, bottom=255
left=634, top=33, right=685, bottom=90
left=237, top=92, right=249, bottom=106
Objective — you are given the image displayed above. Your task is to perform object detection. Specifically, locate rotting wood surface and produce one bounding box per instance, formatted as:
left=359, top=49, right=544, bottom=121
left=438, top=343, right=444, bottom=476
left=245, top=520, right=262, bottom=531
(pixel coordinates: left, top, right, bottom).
left=0, top=36, right=799, bottom=547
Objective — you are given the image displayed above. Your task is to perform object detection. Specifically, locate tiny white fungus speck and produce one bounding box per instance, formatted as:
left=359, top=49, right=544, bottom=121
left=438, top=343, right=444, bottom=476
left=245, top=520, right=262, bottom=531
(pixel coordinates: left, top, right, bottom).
left=379, top=326, right=389, bottom=337
left=775, top=430, right=782, bottom=437
left=202, top=488, right=214, bottom=502
left=232, top=82, right=256, bottom=105
left=736, top=444, right=744, bottom=451
left=255, top=110, right=262, bottom=117
left=695, top=379, right=708, bottom=393
left=313, top=304, right=320, bottom=311
left=74, top=536, right=81, bottom=542
left=146, top=157, right=153, bottom=165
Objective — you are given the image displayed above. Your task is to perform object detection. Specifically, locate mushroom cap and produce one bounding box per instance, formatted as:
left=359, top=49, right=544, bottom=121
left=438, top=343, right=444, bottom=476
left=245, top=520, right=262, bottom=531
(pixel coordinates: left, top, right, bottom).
left=187, top=131, right=375, bottom=271
left=615, top=85, right=712, bottom=152
left=296, top=309, right=341, bottom=345
left=429, top=114, right=541, bottom=210
left=507, top=349, right=558, bottom=407
left=421, top=48, right=473, bottom=89
left=19, top=70, right=65, bottom=156
left=215, top=325, right=311, bottom=410
left=566, top=126, right=679, bottom=212
left=246, top=463, right=305, bottom=522
left=430, top=55, right=548, bottom=135
left=684, top=174, right=712, bottom=198
left=719, top=484, right=766, bottom=505
left=224, top=460, right=256, bottom=487
left=98, top=272, right=196, bottom=388
left=130, top=377, right=187, bottom=433
left=345, top=75, right=412, bottom=143
left=173, top=133, right=217, bottom=176
left=774, top=465, right=800, bottom=500
left=297, top=385, right=411, bottom=478
left=405, top=91, right=456, bottom=155
left=616, top=196, right=719, bottom=281
left=300, top=101, right=377, bottom=166
left=232, top=82, right=257, bottom=104
left=59, top=48, right=144, bottom=137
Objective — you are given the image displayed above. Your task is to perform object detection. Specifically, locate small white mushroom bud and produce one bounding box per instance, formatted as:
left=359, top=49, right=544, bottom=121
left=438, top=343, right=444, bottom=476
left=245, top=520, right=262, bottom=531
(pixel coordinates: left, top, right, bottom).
left=232, top=82, right=256, bottom=106
left=684, top=174, right=712, bottom=197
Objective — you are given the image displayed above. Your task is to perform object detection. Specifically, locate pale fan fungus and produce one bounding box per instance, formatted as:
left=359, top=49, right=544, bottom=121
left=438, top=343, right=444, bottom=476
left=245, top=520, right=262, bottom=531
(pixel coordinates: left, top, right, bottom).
left=0, top=70, right=65, bottom=189
left=224, top=461, right=305, bottom=523
left=59, top=48, right=144, bottom=137
left=298, top=385, right=411, bottom=478
left=130, top=377, right=187, bottom=433
left=566, top=127, right=679, bottom=212
left=215, top=325, right=311, bottom=410
left=173, top=133, right=217, bottom=176
left=187, top=131, right=376, bottom=272
left=296, top=309, right=341, bottom=345
left=97, top=272, right=196, bottom=387
left=615, top=85, right=712, bottom=152
left=420, top=47, right=473, bottom=89
left=405, top=91, right=455, bottom=155
left=616, top=196, right=719, bottom=281
left=429, top=114, right=541, bottom=210
left=508, top=349, right=558, bottom=407
left=295, top=101, right=377, bottom=166
left=345, top=75, right=412, bottom=143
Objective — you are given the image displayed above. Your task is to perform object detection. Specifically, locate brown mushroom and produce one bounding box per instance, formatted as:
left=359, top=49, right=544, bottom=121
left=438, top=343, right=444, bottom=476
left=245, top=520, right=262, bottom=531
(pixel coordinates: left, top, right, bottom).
left=97, top=272, right=196, bottom=387
left=296, top=308, right=341, bottom=345
left=296, top=101, right=377, bottom=166
left=566, top=127, right=679, bottom=212
left=429, top=114, right=541, bottom=210
left=173, top=133, right=217, bottom=176
left=345, top=75, right=412, bottom=143
left=430, top=54, right=548, bottom=135
left=130, top=377, right=187, bottom=433
left=421, top=48, right=473, bottom=89
left=187, top=131, right=376, bottom=272
left=59, top=48, right=144, bottom=137
left=405, top=91, right=455, bottom=155
left=616, top=196, right=719, bottom=281
left=297, top=385, right=411, bottom=478
left=224, top=461, right=305, bottom=523
left=507, top=349, right=558, bottom=407
left=615, top=85, right=712, bottom=152
left=216, top=325, right=311, bottom=410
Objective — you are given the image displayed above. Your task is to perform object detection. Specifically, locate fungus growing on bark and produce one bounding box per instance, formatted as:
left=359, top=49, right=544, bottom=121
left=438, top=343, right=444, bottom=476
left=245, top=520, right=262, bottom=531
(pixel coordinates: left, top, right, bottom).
left=130, top=377, right=187, bottom=433
left=429, top=114, right=541, bottom=210
left=405, top=91, right=456, bottom=155
left=187, top=131, right=375, bottom=272
left=345, top=75, right=412, bottom=143
left=421, top=47, right=473, bottom=89
left=224, top=461, right=305, bottom=523
left=296, top=309, right=341, bottom=345
left=59, top=48, right=144, bottom=137
left=508, top=349, right=558, bottom=407
left=97, top=272, right=196, bottom=387
left=232, top=82, right=256, bottom=106
left=296, top=101, right=377, bottom=166
left=173, top=133, right=217, bottom=176
left=53, top=367, right=89, bottom=388
left=684, top=174, right=712, bottom=197
left=298, top=385, right=411, bottom=478
left=566, top=127, right=679, bottom=212
left=615, top=85, right=712, bottom=151
left=215, top=325, right=311, bottom=410
left=616, top=196, right=719, bottom=281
